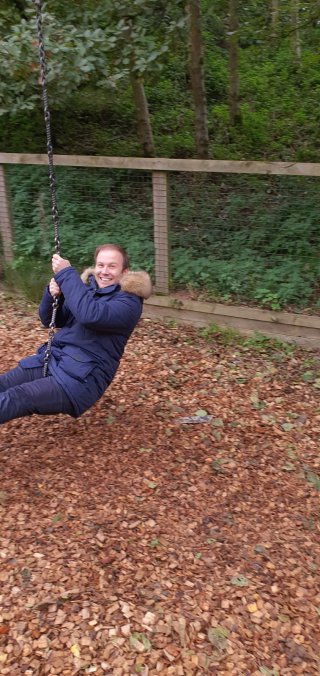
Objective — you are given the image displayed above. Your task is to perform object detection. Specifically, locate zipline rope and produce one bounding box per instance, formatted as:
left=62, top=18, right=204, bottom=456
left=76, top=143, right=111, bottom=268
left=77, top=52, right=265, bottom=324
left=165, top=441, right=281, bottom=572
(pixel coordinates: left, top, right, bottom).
left=34, top=0, right=61, bottom=376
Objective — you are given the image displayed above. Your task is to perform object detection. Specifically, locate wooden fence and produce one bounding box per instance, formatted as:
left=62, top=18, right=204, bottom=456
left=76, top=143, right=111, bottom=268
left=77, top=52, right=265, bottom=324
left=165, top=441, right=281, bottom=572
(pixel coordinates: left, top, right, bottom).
left=0, top=153, right=319, bottom=346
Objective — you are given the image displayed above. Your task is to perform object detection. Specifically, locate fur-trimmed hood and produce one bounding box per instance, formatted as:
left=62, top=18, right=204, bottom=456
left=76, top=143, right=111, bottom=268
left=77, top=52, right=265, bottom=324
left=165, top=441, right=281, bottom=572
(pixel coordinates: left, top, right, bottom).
left=80, top=268, right=152, bottom=300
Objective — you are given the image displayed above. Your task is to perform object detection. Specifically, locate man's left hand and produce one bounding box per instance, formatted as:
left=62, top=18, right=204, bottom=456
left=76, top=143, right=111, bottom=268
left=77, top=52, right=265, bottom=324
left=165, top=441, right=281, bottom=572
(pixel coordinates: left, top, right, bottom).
left=52, top=254, right=71, bottom=274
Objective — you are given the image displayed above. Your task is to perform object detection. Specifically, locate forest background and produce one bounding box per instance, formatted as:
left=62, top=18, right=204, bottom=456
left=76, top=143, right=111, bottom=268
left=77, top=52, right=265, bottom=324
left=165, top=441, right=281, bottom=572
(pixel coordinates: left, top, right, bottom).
left=0, top=0, right=319, bottom=311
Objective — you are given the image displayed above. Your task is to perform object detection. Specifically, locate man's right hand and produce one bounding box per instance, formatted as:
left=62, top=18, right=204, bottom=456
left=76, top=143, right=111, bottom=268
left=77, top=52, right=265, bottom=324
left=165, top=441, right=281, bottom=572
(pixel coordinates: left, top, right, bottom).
left=49, top=278, right=61, bottom=297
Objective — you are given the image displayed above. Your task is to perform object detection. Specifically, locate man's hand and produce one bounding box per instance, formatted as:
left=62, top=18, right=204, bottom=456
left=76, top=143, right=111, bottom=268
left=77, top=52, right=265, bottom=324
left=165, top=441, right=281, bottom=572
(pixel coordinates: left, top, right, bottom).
left=52, top=254, right=71, bottom=274
left=49, top=278, right=61, bottom=297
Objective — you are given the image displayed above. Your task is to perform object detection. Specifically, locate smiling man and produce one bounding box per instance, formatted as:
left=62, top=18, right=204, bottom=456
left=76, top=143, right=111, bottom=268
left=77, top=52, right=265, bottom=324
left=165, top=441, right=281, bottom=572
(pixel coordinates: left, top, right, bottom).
left=93, top=244, right=129, bottom=288
left=0, top=243, right=152, bottom=424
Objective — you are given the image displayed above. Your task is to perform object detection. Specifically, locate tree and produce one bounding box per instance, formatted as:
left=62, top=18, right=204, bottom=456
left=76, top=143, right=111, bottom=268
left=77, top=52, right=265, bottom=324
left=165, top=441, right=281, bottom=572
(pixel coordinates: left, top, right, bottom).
left=228, top=0, right=239, bottom=125
left=0, top=3, right=111, bottom=116
left=97, top=1, right=160, bottom=157
left=130, top=72, right=154, bottom=156
left=1, top=0, right=320, bottom=160
left=0, top=0, right=185, bottom=156
left=99, top=0, right=186, bottom=156
left=290, top=0, right=301, bottom=64
left=186, top=0, right=209, bottom=159
left=270, top=0, right=279, bottom=42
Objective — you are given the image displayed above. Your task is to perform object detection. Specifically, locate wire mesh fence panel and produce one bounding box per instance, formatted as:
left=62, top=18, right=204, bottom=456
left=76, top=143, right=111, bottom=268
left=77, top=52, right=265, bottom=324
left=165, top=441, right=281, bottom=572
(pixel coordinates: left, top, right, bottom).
left=169, top=172, right=320, bottom=311
left=4, top=164, right=154, bottom=299
left=2, top=160, right=320, bottom=311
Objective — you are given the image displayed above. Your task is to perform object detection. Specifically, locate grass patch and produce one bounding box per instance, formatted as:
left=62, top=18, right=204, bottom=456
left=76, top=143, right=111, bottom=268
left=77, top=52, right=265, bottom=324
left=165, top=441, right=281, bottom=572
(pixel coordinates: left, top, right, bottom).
left=199, top=324, right=296, bottom=355
left=4, top=258, right=51, bottom=303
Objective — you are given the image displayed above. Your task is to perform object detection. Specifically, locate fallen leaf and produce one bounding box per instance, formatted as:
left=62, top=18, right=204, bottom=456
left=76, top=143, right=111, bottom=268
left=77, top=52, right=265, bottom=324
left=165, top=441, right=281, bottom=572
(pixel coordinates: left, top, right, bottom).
left=207, top=626, right=229, bottom=650
left=247, top=602, right=258, bottom=613
left=70, top=644, right=81, bottom=658
left=129, top=632, right=151, bottom=652
left=230, top=575, right=249, bottom=587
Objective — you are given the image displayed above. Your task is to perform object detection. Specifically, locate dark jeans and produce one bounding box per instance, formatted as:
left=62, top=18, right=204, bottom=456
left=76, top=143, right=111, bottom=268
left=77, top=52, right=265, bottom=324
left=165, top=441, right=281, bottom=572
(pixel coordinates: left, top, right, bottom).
left=0, top=365, right=75, bottom=424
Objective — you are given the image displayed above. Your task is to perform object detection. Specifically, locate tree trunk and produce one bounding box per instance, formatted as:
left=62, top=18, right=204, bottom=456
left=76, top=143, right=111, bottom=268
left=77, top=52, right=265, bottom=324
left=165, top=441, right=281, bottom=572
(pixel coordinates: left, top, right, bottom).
left=129, top=73, right=155, bottom=157
left=291, top=0, right=301, bottom=64
left=186, top=0, right=209, bottom=159
left=12, top=0, right=28, bottom=19
left=228, top=0, right=239, bottom=125
left=270, top=0, right=279, bottom=42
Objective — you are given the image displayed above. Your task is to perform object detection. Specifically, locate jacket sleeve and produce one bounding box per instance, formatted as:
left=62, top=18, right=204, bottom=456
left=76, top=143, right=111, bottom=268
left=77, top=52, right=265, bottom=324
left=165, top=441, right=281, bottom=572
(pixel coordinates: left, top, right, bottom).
left=38, top=286, right=71, bottom=328
left=54, top=267, right=142, bottom=332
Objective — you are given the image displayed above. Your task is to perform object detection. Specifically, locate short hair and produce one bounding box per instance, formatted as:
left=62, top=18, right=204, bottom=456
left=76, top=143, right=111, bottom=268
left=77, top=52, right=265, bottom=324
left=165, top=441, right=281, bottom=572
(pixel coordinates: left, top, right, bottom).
left=94, top=243, right=129, bottom=270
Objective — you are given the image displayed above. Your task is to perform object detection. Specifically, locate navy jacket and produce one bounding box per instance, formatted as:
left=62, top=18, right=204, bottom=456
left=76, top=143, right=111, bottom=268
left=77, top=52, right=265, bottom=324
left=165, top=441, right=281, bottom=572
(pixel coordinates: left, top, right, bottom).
left=20, top=267, right=152, bottom=417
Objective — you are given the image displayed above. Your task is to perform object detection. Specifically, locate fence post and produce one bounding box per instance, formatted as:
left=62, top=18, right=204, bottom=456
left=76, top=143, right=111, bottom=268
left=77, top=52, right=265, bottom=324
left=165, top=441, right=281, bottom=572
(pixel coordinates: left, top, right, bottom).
left=0, top=166, right=13, bottom=269
left=152, top=170, right=170, bottom=295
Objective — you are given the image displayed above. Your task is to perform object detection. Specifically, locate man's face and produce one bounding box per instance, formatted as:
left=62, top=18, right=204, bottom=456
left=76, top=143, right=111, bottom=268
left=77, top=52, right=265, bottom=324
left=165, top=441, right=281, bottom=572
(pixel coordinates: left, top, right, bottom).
left=94, top=248, right=127, bottom=288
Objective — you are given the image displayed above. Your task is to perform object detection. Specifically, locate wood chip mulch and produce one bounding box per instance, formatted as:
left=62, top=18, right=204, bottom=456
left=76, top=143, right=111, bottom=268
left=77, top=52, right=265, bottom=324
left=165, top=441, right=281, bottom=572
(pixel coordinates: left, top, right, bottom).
left=0, top=293, right=319, bottom=675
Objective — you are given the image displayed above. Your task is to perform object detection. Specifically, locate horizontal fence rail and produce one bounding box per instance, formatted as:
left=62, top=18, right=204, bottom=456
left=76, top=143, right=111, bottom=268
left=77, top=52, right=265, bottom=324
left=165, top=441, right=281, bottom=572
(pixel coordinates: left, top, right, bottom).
left=2, top=153, right=320, bottom=176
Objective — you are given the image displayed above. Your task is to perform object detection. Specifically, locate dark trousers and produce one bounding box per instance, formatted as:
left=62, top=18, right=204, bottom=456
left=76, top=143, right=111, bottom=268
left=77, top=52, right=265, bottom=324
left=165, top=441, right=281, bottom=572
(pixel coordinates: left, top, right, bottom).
left=0, top=365, right=75, bottom=424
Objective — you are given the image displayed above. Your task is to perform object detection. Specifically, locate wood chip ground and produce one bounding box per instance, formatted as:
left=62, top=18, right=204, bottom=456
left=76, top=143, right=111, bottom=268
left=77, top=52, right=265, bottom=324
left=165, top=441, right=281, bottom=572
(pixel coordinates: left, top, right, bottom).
left=0, top=292, right=319, bottom=675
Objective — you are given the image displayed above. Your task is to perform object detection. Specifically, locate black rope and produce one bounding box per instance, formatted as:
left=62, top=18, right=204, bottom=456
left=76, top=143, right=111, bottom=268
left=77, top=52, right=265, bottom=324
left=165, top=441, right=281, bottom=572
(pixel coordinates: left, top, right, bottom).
left=34, top=0, right=61, bottom=376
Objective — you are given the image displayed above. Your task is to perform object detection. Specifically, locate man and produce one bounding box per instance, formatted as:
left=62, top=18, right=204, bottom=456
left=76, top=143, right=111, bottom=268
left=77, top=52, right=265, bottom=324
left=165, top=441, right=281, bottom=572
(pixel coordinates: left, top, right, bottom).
left=0, top=244, right=152, bottom=423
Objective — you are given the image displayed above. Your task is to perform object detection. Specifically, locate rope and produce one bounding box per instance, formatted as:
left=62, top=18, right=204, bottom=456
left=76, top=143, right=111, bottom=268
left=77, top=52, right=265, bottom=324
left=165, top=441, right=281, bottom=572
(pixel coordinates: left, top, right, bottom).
left=34, top=0, right=61, bottom=377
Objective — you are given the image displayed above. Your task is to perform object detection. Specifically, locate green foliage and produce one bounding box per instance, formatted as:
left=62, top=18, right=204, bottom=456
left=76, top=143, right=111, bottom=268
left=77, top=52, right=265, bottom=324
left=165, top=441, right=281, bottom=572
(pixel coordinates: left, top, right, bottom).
left=5, top=165, right=154, bottom=299
left=1, top=0, right=320, bottom=160
left=0, top=0, right=186, bottom=120
left=199, top=324, right=296, bottom=356
left=169, top=174, right=320, bottom=309
left=5, top=166, right=320, bottom=310
left=243, top=332, right=295, bottom=355
left=303, top=466, right=320, bottom=493
left=4, top=258, right=50, bottom=302
left=0, top=3, right=111, bottom=116
left=199, top=323, right=242, bottom=346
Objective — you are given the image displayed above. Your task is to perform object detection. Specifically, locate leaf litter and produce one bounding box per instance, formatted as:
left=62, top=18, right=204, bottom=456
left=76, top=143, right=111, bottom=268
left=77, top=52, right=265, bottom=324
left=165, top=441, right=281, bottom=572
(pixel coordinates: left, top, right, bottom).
left=0, top=292, right=319, bottom=675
